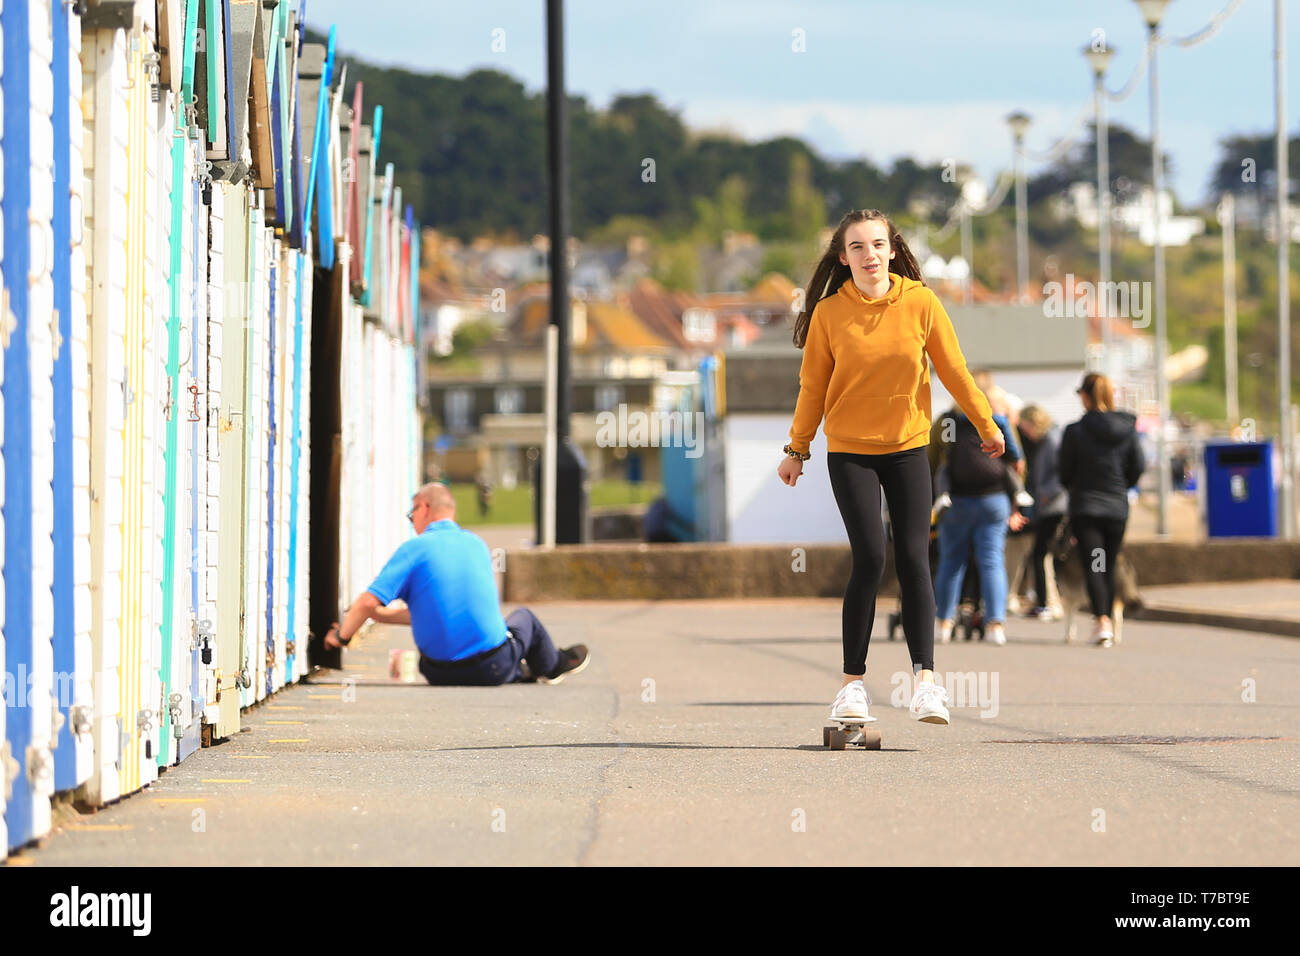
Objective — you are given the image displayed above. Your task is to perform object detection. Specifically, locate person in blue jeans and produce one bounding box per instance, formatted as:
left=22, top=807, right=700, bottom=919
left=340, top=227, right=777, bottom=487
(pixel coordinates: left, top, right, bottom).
left=930, top=406, right=1028, bottom=645
left=323, top=483, right=590, bottom=685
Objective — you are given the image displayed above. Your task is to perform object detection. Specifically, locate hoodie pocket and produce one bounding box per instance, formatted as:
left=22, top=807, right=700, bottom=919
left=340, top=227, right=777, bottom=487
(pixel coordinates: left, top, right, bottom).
left=828, top=393, right=919, bottom=444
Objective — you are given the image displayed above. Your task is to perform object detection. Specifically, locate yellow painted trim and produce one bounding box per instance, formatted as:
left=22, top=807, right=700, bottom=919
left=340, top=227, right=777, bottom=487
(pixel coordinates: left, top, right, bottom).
left=66, top=824, right=134, bottom=832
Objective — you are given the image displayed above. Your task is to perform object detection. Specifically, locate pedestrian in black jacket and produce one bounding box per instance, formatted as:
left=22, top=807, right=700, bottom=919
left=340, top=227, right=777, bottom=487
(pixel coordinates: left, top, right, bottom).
left=1058, top=373, right=1146, bottom=647
left=1019, top=405, right=1068, bottom=617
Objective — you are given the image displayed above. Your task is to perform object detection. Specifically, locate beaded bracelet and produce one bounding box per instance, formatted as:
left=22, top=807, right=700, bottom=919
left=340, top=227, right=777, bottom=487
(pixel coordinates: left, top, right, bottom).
left=783, top=443, right=811, bottom=462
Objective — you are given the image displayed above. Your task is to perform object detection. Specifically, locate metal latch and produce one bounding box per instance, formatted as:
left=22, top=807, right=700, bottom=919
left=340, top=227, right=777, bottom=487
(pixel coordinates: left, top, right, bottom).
left=50, top=703, right=67, bottom=748
left=143, top=52, right=162, bottom=102
left=26, top=746, right=54, bottom=787
left=1, top=741, right=18, bottom=801
left=70, top=705, right=93, bottom=737
left=169, top=693, right=185, bottom=740
left=138, top=709, right=154, bottom=760
left=196, top=618, right=214, bottom=664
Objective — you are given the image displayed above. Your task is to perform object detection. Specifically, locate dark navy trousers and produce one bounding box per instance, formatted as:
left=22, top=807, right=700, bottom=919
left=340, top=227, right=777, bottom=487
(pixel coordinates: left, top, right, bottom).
left=418, top=607, right=561, bottom=686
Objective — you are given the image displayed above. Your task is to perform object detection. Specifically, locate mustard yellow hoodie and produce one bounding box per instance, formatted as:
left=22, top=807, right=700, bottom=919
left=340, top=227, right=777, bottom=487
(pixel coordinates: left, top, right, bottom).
left=788, top=274, right=997, bottom=456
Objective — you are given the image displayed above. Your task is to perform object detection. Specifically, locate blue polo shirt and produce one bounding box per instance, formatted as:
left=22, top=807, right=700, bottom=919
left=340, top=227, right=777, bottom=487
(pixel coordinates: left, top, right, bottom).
left=366, top=519, right=508, bottom=662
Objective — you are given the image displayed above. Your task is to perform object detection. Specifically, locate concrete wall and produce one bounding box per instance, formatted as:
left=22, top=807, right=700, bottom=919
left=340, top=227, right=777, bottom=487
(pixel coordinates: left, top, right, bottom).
left=503, top=537, right=1300, bottom=602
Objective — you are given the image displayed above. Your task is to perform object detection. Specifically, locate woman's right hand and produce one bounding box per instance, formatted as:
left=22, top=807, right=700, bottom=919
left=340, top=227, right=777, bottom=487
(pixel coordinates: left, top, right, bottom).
left=779, top=456, right=804, bottom=486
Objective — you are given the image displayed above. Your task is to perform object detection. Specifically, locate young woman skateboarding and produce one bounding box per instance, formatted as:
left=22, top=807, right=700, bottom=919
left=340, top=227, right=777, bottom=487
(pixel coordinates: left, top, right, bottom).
left=778, top=209, right=1005, bottom=725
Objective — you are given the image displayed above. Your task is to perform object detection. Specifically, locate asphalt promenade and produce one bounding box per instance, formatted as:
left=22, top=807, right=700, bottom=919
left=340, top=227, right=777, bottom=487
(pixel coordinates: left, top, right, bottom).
left=13, top=594, right=1297, bottom=866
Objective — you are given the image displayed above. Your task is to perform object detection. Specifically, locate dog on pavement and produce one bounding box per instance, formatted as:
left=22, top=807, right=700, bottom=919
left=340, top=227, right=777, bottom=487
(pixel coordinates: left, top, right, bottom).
left=1050, top=517, right=1139, bottom=644
left=1010, top=517, right=1140, bottom=643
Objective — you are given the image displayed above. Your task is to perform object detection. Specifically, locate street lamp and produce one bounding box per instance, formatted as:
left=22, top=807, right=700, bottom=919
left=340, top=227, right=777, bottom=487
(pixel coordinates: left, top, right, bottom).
left=1135, top=0, right=1171, bottom=537
left=1084, top=43, right=1115, bottom=382
left=1006, top=111, right=1031, bottom=303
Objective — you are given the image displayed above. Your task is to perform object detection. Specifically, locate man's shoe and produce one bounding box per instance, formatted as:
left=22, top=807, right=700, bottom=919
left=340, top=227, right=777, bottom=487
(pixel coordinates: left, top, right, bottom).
left=541, top=645, right=591, bottom=684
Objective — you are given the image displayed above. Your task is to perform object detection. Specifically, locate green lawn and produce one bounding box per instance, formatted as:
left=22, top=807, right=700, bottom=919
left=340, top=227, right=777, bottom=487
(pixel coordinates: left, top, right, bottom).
left=448, top=480, right=661, bottom=525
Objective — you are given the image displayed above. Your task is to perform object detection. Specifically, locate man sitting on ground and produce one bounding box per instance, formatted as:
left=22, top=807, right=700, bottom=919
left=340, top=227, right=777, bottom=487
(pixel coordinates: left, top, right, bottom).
left=324, top=482, right=590, bottom=685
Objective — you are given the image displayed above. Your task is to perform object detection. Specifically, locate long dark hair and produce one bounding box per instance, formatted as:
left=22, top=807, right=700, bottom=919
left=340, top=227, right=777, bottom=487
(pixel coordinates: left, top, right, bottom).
left=793, top=209, right=925, bottom=348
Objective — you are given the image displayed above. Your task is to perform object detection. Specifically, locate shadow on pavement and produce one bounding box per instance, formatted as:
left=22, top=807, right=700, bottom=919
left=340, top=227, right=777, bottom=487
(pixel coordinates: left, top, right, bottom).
left=436, top=741, right=919, bottom=753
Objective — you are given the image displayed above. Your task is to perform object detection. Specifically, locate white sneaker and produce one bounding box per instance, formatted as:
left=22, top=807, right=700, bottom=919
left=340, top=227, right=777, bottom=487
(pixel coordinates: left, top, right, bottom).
left=931, top=492, right=952, bottom=523
left=1094, top=629, right=1114, bottom=648
left=937, top=620, right=953, bottom=644
left=986, top=623, right=1007, bottom=645
left=830, top=680, right=872, bottom=720
left=910, top=680, right=950, bottom=724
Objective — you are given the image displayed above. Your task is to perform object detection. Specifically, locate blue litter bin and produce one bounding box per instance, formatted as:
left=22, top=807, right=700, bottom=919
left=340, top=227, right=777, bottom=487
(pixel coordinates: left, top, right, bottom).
left=1203, top=441, right=1277, bottom=537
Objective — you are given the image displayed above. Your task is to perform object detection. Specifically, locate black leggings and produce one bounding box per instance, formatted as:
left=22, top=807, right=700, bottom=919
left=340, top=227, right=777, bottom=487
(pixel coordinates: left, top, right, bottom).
left=1071, top=514, right=1127, bottom=618
left=1032, top=513, right=1066, bottom=608
left=827, top=449, right=935, bottom=675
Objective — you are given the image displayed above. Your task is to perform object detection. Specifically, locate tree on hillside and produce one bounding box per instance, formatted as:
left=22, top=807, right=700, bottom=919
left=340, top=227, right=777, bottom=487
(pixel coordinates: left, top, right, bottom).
left=1209, top=133, right=1300, bottom=213
left=1028, top=123, right=1170, bottom=208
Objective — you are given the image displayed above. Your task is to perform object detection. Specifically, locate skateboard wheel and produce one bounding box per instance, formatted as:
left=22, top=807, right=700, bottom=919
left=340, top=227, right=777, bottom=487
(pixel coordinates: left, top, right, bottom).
left=861, top=729, right=882, bottom=750
left=823, top=726, right=832, bottom=747
left=829, top=729, right=847, bottom=751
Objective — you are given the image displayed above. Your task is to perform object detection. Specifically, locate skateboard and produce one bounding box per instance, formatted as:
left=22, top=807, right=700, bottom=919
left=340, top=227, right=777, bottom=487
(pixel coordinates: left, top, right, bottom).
left=822, top=717, right=883, bottom=751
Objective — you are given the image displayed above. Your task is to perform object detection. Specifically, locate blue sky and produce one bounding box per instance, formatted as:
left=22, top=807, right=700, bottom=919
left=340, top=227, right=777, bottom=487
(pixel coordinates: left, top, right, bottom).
left=303, top=0, right=1298, bottom=209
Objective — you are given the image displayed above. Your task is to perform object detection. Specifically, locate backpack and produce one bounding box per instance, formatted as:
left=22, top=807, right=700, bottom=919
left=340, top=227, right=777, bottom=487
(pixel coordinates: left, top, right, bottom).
left=940, top=412, right=1006, bottom=494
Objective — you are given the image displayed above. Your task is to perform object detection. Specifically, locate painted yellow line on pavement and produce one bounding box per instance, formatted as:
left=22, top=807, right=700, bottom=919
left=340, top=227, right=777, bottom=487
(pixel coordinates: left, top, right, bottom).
left=66, top=824, right=134, bottom=831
